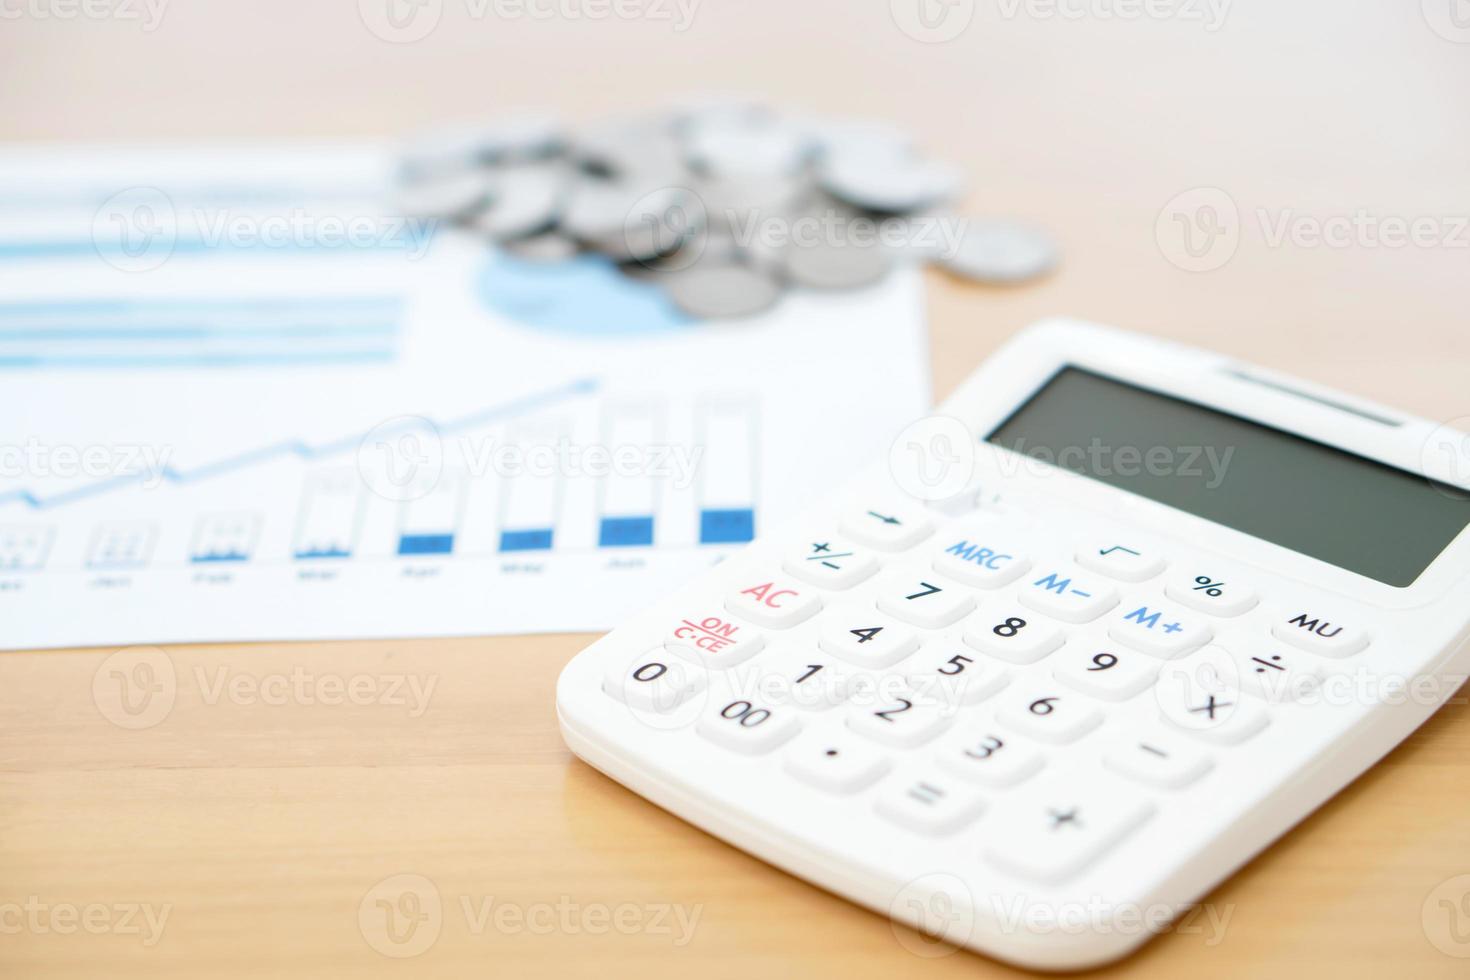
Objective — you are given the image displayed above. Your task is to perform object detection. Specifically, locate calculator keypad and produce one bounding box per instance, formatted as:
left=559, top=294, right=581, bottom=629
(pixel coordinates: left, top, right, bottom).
left=595, top=503, right=1366, bottom=886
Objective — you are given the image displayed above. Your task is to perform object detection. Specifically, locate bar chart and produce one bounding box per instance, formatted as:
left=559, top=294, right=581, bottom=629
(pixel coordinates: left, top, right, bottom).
left=0, top=391, right=764, bottom=576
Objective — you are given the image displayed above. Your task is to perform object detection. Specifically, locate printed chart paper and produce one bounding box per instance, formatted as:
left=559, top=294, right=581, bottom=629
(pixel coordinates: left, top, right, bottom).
left=0, top=145, right=931, bottom=650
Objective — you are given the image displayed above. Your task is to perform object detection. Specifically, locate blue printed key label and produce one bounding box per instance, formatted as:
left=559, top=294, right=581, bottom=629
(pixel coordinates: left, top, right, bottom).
left=1030, top=571, right=1094, bottom=599
left=1122, top=605, right=1186, bottom=634
left=943, top=539, right=1015, bottom=571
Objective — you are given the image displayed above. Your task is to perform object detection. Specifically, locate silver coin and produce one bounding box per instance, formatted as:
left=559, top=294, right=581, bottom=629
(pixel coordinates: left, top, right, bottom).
left=571, top=117, right=685, bottom=181
left=819, top=155, right=963, bottom=214
left=668, top=92, right=770, bottom=130
left=502, top=231, right=580, bottom=263
left=398, top=125, right=490, bottom=184
left=589, top=185, right=706, bottom=263
left=781, top=237, right=894, bottom=290
left=662, top=262, right=783, bottom=319
left=473, top=110, right=565, bottom=161
left=394, top=171, right=493, bottom=221
left=684, top=118, right=815, bottom=179
left=621, top=227, right=738, bottom=279
left=472, top=162, right=568, bottom=240
left=561, top=177, right=700, bottom=258
left=878, top=209, right=967, bottom=262
left=559, top=177, right=638, bottom=241
left=399, top=113, right=563, bottom=182
left=693, top=174, right=811, bottom=237
left=938, top=220, right=1058, bottom=284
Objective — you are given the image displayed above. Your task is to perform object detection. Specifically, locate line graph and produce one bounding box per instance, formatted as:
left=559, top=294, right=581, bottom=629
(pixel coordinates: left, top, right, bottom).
left=0, top=377, right=599, bottom=511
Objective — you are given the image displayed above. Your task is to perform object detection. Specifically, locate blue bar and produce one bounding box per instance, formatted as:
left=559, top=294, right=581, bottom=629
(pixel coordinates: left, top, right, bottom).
left=294, top=548, right=353, bottom=560
left=598, top=516, right=654, bottom=548
left=191, top=551, right=250, bottom=563
left=700, top=508, right=755, bottom=544
left=499, top=528, right=554, bottom=552
left=397, top=533, right=454, bottom=556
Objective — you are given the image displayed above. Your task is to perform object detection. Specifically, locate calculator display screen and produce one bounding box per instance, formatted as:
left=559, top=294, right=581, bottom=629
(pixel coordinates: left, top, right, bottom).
left=985, top=367, right=1470, bottom=587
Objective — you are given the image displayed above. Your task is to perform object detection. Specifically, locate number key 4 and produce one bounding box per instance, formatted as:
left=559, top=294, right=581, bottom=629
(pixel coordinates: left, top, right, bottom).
left=820, top=614, right=919, bottom=668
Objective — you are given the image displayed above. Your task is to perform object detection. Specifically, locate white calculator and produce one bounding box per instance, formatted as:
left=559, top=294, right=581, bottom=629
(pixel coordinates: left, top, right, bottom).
left=556, top=319, right=1470, bottom=970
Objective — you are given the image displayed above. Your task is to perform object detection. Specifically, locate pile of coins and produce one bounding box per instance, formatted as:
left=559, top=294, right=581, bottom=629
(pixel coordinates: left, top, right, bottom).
left=397, top=96, right=1057, bottom=319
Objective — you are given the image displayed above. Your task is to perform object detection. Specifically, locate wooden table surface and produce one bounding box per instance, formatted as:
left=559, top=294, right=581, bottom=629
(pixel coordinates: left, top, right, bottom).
left=3, top=2, right=1469, bottom=977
